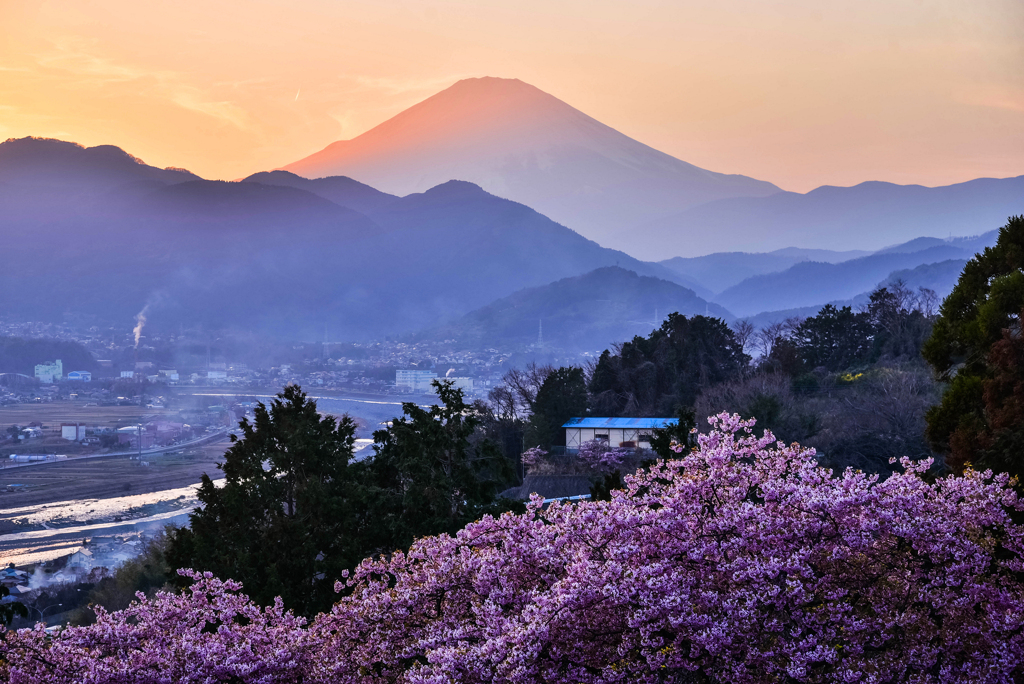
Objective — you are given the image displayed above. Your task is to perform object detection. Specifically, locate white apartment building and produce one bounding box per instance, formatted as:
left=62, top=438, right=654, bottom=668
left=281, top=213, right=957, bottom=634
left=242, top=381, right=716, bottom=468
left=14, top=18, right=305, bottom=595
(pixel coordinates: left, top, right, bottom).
left=395, top=370, right=438, bottom=393
left=34, top=359, right=62, bottom=383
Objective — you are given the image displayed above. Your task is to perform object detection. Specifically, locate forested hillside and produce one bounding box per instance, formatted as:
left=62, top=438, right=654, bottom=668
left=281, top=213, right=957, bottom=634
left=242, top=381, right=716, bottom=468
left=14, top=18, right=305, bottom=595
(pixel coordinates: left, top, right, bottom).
left=0, top=338, right=96, bottom=376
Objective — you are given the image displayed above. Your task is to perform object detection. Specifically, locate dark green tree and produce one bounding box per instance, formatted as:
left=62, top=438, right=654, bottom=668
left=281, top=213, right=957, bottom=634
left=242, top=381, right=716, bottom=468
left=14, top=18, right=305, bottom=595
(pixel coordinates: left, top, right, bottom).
left=590, top=314, right=748, bottom=416
left=792, top=304, right=874, bottom=371
left=526, top=366, right=589, bottom=448
left=762, top=337, right=803, bottom=377
left=0, top=585, right=27, bottom=627
left=923, top=215, right=1024, bottom=474
left=866, top=284, right=934, bottom=361
left=649, top=407, right=698, bottom=459
left=366, top=380, right=518, bottom=551
left=167, top=385, right=366, bottom=616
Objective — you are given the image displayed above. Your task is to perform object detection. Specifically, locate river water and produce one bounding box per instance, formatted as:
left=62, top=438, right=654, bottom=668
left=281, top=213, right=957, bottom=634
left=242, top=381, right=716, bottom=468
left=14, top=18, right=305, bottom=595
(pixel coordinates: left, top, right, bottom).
left=0, top=390, right=439, bottom=566
left=179, top=389, right=438, bottom=438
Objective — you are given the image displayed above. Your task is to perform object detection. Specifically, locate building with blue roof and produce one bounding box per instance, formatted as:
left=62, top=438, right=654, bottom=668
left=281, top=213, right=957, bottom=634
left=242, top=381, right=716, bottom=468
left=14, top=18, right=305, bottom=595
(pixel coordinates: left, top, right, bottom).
left=562, top=417, right=676, bottom=451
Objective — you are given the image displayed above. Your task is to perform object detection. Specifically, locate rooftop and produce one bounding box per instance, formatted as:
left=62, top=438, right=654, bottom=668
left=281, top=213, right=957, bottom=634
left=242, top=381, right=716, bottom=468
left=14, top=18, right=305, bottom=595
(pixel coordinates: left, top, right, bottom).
left=562, top=417, right=677, bottom=429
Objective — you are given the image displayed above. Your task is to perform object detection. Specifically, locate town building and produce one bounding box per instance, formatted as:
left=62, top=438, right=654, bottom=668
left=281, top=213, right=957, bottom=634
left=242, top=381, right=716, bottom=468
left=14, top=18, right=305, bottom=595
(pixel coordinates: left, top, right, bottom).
left=562, top=417, right=677, bottom=450
left=0, top=563, right=28, bottom=589
left=445, top=376, right=474, bottom=392
left=66, top=547, right=94, bottom=574
left=18, top=427, right=42, bottom=440
left=395, top=369, right=438, bottom=393
left=61, top=423, right=87, bottom=441
left=117, top=425, right=155, bottom=449
left=34, top=359, right=62, bottom=383
left=67, top=370, right=92, bottom=382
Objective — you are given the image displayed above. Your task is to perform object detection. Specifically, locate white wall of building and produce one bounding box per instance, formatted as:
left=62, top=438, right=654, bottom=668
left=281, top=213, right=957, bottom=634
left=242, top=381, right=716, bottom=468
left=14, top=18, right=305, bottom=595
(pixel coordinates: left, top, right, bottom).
left=396, top=370, right=438, bottom=393
left=565, top=427, right=656, bottom=449
left=34, top=359, right=62, bottom=383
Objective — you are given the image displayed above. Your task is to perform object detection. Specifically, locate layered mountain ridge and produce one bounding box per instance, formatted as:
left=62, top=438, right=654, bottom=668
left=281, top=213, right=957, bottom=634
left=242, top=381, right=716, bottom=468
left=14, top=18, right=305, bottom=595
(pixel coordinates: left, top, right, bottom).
left=283, top=77, right=781, bottom=251
left=419, top=266, right=730, bottom=352
left=0, top=115, right=1017, bottom=352
left=0, top=137, right=715, bottom=347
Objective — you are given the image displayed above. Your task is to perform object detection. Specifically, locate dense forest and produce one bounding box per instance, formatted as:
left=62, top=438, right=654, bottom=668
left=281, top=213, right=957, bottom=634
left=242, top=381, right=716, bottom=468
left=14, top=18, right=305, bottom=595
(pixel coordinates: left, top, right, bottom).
left=0, top=338, right=97, bottom=376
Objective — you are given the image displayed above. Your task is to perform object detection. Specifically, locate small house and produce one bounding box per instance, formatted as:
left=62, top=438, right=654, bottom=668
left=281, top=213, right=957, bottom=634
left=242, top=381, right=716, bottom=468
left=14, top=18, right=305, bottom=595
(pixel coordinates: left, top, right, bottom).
left=66, top=547, right=94, bottom=573
left=60, top=424, right=86, bottom=441
left=0, top=563, right=27, bottom=588
left=562, top=417, right=677, bottom=451
left=19, top=427, right=42, bottom=440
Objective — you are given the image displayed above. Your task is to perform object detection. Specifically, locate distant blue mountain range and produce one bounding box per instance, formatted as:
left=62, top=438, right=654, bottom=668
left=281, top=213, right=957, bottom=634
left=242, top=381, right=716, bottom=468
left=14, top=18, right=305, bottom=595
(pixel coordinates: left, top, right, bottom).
left=0, top=136, right=1014, bottom=352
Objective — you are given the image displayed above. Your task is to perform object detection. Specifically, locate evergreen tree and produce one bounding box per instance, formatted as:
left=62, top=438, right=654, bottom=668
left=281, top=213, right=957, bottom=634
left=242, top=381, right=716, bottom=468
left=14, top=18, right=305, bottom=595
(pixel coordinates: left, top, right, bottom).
left=791, top=304, right=874, bottom=371
left=866, top=283, right=935, bottom=361
left=526, top=366, right=589, bottom=448
left=923, top=215, right=1024, bottom=474
left=0, top=585, right=27, bottom=627
left=167, top=385, right=366, bottom=616
left=648, top=407, right=698, bottom=459
left=366, top=380, right=517, bottom=550
left=590, top=314, right=748, bottom=416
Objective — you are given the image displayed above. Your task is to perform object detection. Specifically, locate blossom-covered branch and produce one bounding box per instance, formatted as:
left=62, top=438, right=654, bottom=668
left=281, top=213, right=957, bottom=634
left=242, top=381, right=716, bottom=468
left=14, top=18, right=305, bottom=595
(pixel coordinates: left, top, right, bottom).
left=5, top=414, right=1024, bottom=683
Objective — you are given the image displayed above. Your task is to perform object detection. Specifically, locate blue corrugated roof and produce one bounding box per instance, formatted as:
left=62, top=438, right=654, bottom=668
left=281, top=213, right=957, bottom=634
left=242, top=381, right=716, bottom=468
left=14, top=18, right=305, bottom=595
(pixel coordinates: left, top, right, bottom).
left=562, top=417, right=677, bottom=429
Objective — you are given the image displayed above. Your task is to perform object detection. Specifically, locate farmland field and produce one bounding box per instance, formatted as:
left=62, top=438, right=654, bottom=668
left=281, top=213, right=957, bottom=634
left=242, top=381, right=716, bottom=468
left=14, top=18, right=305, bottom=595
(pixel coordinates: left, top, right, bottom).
left=0, top=400, right=197, bottom=458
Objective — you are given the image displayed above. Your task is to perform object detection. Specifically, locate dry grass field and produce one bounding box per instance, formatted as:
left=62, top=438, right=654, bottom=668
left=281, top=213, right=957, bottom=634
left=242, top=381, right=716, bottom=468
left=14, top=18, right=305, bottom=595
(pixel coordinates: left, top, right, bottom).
left=0, top=402, right=179, bottom=427
left=0, top=401, right=183, bottom=450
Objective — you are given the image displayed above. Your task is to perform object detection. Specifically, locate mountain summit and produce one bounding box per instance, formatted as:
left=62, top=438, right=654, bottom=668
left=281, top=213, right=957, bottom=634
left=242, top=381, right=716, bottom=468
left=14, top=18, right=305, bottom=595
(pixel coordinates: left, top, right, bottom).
left=283, top=77, right=779, bottom=251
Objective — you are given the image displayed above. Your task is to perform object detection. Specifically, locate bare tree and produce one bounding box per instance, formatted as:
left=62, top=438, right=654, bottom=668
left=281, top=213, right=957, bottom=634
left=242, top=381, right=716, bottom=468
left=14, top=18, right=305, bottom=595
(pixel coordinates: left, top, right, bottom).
left=916, top=287, right=939, bottom=317
left=782, top=316, right=804, bottom=335
left=754, top=321, right=788, bottom=359
left=486, top=385, right=518, bottom=422
left=494, top=362, right=554, bottom=420
left=731, top=320, right=756, bottom=354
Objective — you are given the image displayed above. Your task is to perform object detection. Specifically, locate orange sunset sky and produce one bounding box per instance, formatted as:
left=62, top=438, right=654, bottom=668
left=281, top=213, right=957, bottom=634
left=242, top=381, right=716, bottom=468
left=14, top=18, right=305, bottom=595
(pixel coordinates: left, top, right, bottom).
left=1, top=0, right=1021, bottom=192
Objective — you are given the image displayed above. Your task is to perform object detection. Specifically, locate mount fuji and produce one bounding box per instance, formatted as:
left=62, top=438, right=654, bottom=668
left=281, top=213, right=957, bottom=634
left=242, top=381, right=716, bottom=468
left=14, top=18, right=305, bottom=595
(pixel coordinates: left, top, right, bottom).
left=283, top=77, right=780, bottom=252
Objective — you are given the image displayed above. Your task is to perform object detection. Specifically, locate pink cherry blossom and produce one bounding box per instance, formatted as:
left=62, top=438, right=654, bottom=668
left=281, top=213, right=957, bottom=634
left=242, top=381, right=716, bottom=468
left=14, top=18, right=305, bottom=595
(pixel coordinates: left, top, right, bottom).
left=5, top=413, right=1024, bottom=683
left=575, top=439, right=631, bottom=472
left=520, top=446, right=548, bottom=467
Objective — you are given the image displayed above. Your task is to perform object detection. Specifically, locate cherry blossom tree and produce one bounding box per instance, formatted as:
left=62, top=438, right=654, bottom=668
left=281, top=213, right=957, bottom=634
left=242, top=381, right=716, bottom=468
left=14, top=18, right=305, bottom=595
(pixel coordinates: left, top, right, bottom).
left=307, top=414, right=1024, bottom=683
left=0, top=570, right=309, bottom=683
left=520, top=445, right=548, bottom=468
left=575, top=438, right=631, bottom=472
left=5, top=414, right=1024, bottom=683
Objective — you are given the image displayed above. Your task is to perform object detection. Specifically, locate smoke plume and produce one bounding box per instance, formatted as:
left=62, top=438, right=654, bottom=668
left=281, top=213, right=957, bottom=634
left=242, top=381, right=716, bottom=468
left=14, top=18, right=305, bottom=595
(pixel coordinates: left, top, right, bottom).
left=133, top=305, right=149, bottom=349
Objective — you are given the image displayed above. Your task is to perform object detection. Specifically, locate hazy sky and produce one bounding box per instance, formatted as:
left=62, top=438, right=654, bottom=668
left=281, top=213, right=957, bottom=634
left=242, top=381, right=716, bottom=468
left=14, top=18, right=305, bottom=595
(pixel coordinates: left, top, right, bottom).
left=1, top=0, right=1021, bottom=191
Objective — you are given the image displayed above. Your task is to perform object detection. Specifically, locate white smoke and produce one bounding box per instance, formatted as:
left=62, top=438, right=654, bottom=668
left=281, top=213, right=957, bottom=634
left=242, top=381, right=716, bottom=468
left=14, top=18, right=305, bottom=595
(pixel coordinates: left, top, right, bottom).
left=133, top=305, right=149, bottom=349
left=28, top=566, right=48, bottom=590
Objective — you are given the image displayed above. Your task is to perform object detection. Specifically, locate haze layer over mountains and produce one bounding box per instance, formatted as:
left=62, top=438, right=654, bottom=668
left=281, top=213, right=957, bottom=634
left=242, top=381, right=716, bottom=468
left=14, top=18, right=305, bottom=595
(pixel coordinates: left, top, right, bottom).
left=0, top=76, right=1019, bottom=352
left=0, top=137, right=712, bottom=343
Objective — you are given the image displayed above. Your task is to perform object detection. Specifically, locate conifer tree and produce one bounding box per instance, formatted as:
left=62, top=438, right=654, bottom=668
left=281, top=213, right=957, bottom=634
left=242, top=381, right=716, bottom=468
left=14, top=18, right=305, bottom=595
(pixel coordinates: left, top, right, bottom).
left=923, top=215, right=1024, bottom=475
left=167, top=385, right=366, bottom=616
